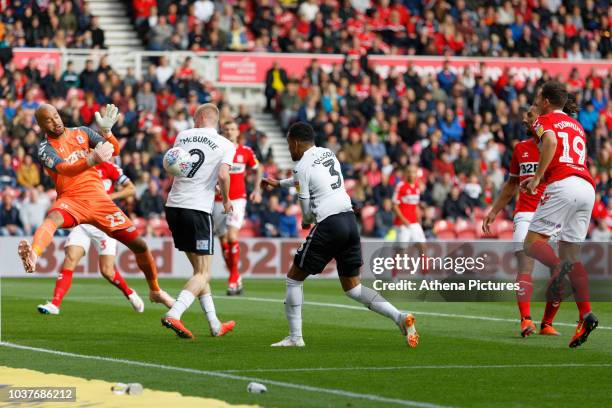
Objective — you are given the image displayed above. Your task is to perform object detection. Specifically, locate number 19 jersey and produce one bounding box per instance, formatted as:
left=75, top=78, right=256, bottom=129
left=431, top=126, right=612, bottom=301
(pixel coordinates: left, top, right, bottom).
left=532, top=110, right=594, bottom=188
left=166, top=127, right=235, bottom=213
left=294, top=146, right=353, bottom=223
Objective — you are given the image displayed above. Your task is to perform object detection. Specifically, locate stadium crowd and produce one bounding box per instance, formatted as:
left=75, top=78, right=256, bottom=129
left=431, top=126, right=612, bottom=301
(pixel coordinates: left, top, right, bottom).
left=0, top=50, right=611, bottom=240
left=266, top=54, right=612, bottom=239
left=130, top=0, right=611, bottom=60
left=0, top=0, right=105, bottom=49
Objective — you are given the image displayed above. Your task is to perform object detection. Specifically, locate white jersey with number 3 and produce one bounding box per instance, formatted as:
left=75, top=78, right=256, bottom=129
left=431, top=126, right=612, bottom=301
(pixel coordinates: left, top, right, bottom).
left=166, top=127, right=235, bottom=213
left=294, top=146, right=353, bottom=223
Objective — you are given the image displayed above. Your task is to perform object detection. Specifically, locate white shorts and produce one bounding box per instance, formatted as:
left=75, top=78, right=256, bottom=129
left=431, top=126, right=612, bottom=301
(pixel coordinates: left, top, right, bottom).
left=513, top=212, right=534, bottom=252
left=396, top=224, right=426, bottom=243
left=212, top=198, right=247, bottom=236
left=65, top=224, right=117, bottom=256
left=529, top=176, right=595, bottom=242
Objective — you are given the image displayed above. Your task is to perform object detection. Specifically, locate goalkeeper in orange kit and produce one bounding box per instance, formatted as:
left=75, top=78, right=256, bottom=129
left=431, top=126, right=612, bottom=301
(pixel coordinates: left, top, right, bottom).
left=18, top=103, right=175, bottom=308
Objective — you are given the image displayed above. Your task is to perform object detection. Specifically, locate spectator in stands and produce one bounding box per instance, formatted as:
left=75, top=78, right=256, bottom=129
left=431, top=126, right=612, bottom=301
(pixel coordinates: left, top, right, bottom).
left=19, top=188, right=49, bottom=236
left=264, top=61, right=287, bottom=112
left=90, top=17, right=105, bottom=49
left=61, top=61, right=80, bottom=88
left=374, top=198, right=395, bottom=238
left=0, top=193, right=24, bottom=236
left=442, top=186, right=471, bottom=220
left=137, top=82, right=157, bottom=113
left=0, top=153, right=16, bottom=189
left=156, top=56, right=174, bottom=86
left=279, top=81, right=300, bottom=130
left=137, top=180, right=164, bottom=219
left=16, top=154, right=39, bottom=189
left=260, top=195, right=284, bottom=237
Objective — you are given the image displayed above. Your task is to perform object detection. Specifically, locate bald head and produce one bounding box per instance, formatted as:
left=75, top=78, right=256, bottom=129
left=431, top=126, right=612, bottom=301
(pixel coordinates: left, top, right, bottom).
left=36, top=103, right=65, bottom=137
left=194, top=103, right=219, bottom=128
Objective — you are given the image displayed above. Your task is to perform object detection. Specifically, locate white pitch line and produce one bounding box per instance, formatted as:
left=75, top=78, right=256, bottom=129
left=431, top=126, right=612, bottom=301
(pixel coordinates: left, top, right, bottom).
left=0, top=341, right=448, bottom=408
left=219, top=362, right=612, bottom=374
left=218, top=296, right=612, bottom=330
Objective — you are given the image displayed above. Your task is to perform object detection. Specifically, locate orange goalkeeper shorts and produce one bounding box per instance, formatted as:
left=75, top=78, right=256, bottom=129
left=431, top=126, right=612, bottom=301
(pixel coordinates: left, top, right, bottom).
left=50, top=195, right=134, bottom=236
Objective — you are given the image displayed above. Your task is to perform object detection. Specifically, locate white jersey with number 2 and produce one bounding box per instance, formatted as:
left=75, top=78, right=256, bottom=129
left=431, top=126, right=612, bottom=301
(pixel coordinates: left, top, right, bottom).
left=294, top=146, right=353, bottom=223
left=166, top=127, right=235, bottom=213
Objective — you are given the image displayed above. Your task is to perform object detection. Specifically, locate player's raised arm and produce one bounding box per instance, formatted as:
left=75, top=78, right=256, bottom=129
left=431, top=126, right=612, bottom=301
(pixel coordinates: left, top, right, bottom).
left=92, top=104, right=121, bottom=155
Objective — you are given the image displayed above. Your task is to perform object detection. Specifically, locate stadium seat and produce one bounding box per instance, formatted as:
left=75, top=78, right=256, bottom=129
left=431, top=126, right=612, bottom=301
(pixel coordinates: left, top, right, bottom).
left=433, top=220, right=456, bottom=239
left=496, top=219, right=514, bottom=239
left=360, top=205, right=377, bottom=236
left=455, top=219, right=476, bottom=239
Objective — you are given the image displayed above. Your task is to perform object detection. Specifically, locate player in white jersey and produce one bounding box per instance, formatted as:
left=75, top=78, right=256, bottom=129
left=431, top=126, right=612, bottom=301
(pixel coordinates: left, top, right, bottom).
left=261, top=122, right=419, bottom=348
left=161, top=103, right=237, bottom=339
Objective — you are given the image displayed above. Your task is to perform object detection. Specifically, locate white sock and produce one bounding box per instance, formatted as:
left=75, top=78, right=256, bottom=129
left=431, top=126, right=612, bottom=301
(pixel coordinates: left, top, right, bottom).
left=285, top=277, right=303, bottom=339
left=199, top=294, right=221, bottom=334
left=345, top=284, right=401, bottom=324
left=166, top=290, right=195, bottom=320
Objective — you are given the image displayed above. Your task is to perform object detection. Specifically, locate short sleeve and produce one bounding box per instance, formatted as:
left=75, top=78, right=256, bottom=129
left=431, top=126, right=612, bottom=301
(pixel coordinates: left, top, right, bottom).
left=109, top=163, right=130, bottom=185
left=80, top=126, right=106, bottom=148
left=38, top=141, right=64, bottom=171
left=392, top=182, right=403, bottom=204
left=222, top=142, right=236, bottom=166
left=532, top=115, right=554, bottom=140
left=246, top=147, right=258, bottom=168
left=508, top=146, right=519, bottom=177
left=294, top=166, right=310, bottom=200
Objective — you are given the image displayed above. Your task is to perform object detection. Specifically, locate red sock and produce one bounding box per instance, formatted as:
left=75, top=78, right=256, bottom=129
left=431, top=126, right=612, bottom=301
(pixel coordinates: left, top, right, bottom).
left=524, top=240, right=560, bottom=269
left=568, top=262, right=591, bottom=319
left=229, top=241, right=240, bottom=284
left=52, top=268, right=74, bottom=307
left=542, top=300, right=561, bottom=326
left=106, top=266, right=133, bottom=297
left=516, top=273, right=533, bottom=319
left=134, top=251, right=160, bottom=292
left=222, top=241, right=231, bottom=271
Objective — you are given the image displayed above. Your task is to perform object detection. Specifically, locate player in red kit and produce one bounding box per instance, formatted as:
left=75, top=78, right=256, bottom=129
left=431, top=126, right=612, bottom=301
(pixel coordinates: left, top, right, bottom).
left=393, top=165, right=426, bottom=244
left=37, top=162, right=143, bottom=315
left=522, top=82, right=598, bottom=348
left=212, top=120, right=263, bottom=295
left=484, top=105, right=565, bottom=337
left=392, top=165, right=427, bottom=276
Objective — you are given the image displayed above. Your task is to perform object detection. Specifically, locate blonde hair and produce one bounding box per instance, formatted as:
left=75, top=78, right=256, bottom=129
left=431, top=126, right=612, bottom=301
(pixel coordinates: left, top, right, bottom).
left=194, top=103, right=219, bottom=127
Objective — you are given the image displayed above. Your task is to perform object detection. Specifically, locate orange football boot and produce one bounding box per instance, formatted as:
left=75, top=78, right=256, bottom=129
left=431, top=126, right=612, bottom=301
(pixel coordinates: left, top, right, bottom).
left=161, top=317, right=194, bottom=339
left=539, top=323, right=560, bottom=336
left=569, top=312, right=598, bottom=348
left=213, top=320, right=236, bottom=337
left=520, top=317, right=536, bottom=337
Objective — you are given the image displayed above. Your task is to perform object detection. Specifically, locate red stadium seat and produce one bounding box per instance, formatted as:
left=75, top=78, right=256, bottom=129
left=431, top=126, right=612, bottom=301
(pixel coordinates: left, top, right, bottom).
left=496, top=219, right=514, bottom=239
left=455, top=219, right=476, bottom=239
left=433, top=220, right=456, bottom=239
left=360, top=205, right=377, bottom=235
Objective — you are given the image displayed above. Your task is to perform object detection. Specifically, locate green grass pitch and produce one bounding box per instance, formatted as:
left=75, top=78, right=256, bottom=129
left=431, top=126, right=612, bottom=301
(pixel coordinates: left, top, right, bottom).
left=1, top=277, right=611, bottom=407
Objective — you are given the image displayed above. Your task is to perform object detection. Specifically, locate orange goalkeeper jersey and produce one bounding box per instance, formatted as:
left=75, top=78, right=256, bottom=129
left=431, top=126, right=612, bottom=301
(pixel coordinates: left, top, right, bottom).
left=38, top=127, right=119, bottom=199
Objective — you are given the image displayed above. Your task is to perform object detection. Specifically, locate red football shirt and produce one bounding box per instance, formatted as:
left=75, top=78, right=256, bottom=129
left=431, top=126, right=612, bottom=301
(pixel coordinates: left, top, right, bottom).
left=393, top=181, right=419, bottom=225
left=508, top=138, right=546, bottom=213
left=215, top=144, right=258, bottom=201
left=95, top=162, right=129, bottom=194
left=532, top=110, right=595, bottom=188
